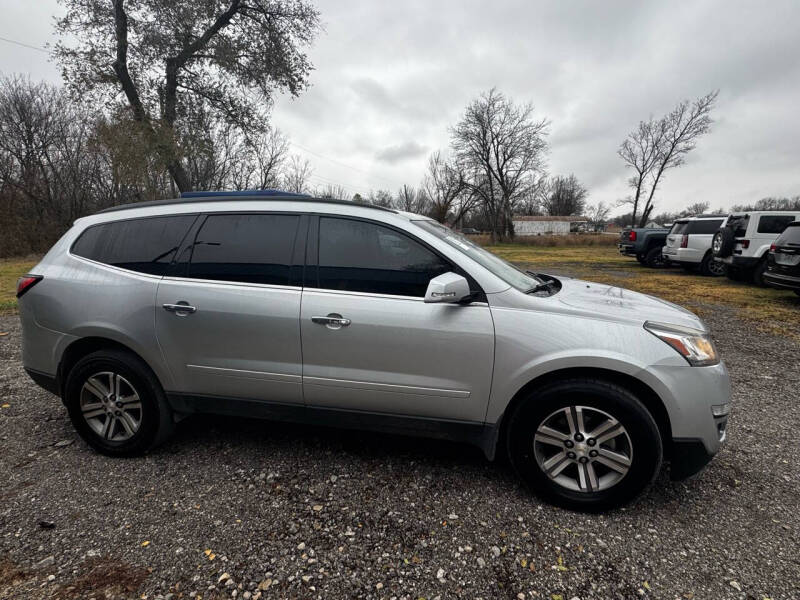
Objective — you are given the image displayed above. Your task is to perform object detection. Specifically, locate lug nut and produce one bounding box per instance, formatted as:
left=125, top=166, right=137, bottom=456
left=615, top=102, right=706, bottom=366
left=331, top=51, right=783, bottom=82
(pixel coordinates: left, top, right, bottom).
left=567, top=451, right=576, bottom=459
left=115, top=411, right=122, bottom=416
left=589, top=450, right=598, bottom=457
left=579, top=456, right=589, bottom=464
left=574, top=433, right=584, bottom=442
left=587, top=438, right=596, bottom=446
left=564, top=440, right=574, bottom=448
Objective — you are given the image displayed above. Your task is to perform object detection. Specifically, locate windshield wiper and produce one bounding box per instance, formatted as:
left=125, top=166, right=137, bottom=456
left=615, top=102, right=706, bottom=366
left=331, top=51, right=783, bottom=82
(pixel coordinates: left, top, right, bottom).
left=525, top=281, right=556, bottom=294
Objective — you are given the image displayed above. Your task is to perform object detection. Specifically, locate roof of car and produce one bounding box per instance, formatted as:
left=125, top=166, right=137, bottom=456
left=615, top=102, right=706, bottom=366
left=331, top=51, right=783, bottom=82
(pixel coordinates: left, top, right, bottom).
left=95, top=190, right=398, bottom=215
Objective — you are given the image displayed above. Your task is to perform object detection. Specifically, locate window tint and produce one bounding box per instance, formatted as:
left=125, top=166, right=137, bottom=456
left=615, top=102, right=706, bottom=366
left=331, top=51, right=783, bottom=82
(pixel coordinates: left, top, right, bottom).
left=187, top=214, right=300, bottom=285
left=318, top=217, right=451, bottom=297
left=687, top=219, right=723, bottom=235
left=71, top=215, right=195, bottom=275
left=775, top=223, right=800, bottom=245
left=757, top=215, right=797, bottom=234
left=670, top=222, right=688, bottom=234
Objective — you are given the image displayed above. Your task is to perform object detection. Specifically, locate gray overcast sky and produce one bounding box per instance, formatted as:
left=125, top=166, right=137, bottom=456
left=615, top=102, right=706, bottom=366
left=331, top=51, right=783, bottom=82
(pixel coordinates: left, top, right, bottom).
left=1, top=0, right=798, bottom=215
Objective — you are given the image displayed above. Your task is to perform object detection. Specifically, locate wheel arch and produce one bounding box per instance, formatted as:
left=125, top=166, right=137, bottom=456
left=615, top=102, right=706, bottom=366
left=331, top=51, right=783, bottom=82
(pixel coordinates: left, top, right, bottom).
left=57, top=337, right=165, bottom=397
left=493, top=367, right=673, bottom=461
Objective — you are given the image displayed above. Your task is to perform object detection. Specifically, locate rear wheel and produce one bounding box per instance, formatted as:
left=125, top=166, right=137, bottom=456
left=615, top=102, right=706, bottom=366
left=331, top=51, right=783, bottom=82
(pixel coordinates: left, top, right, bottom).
left=63, top=349, right=174, bottom=456
left=635, top=253, right=646, bottom=264
left=644, top=246, right=666, bottom=268
left=700, top=253, right=726, bottom=277
left=506, top=379, right=663, bottom=511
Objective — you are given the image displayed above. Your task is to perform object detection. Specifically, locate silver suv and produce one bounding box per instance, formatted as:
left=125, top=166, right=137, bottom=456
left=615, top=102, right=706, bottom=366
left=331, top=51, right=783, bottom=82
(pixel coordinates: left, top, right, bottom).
left=18, top=192, right=730, bottom=511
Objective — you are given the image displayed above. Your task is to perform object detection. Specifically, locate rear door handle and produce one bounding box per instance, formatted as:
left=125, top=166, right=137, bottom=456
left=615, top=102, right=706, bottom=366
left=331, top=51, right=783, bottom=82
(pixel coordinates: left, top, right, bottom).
left=163, top=302, right=197, bottom=315
left=311, top=313, right=351, bottom=329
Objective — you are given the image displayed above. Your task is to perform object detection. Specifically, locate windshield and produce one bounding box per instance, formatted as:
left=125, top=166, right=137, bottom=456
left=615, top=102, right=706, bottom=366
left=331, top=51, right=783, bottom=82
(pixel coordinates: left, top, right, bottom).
left=414, top=220, right=539, bottom=291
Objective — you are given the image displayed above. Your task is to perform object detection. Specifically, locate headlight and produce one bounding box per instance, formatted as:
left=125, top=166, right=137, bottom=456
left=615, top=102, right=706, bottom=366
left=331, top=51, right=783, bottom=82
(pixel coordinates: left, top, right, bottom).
left=644, top=321, right=719, bottom=366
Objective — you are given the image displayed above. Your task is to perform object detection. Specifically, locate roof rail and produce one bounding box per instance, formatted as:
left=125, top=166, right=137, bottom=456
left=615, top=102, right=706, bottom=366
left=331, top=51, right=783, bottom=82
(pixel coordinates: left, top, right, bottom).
left=95, top=190, right=397, bottom=215
left=180, top=189, right=310, bottom=198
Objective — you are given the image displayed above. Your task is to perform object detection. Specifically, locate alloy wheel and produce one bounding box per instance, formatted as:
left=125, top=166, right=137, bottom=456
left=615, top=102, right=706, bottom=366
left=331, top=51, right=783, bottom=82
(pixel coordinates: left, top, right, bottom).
left=533, top=405, right=633, bottom=493
left=80, top=371, right=142, bottom=442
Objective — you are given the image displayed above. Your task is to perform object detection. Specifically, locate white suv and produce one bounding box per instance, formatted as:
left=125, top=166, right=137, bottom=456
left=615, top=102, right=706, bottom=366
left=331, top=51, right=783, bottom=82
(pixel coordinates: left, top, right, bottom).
left=712, top=211, right=800, bottom=285
left=662, top=215, right=727, bottom=276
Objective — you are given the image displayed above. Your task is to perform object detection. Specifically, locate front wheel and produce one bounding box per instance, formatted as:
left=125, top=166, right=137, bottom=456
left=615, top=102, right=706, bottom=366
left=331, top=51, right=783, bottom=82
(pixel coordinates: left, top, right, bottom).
left=64, top=349, right=174, bottom=456
left=506, top=379, right=663, bottom=511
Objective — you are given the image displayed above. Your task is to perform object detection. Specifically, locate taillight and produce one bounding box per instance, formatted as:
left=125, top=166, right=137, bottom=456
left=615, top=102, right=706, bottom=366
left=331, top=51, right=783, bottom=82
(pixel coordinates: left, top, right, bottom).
left=769, top=243, right=777, bottom=252
left=16, top=274, right=43, bottom=298
left=629, top=231, right=637, bottom=241
left=680, top=234, right=688, bottom=248
left=739, top=239, right=750, bottom=249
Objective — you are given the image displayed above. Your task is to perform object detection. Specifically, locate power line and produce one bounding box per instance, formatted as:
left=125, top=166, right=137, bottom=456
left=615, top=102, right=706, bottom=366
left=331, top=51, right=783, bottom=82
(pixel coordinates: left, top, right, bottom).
left=290, top=141, right=401, bottom=189
left=0, top=36, right=49, bottom=53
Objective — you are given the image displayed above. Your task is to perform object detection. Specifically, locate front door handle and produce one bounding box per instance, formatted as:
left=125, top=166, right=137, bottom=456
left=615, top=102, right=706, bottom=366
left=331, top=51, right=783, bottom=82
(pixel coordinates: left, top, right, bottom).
left=311, top=313, right=351, bottom=329
left=163, top=302, right=197, bottom=315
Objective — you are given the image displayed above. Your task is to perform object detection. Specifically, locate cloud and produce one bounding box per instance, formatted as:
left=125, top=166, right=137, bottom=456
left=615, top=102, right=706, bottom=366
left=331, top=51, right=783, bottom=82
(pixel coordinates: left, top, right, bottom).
left=6, top=0, right=800, bottom=210
left=375, top=141, right=428, bottom=163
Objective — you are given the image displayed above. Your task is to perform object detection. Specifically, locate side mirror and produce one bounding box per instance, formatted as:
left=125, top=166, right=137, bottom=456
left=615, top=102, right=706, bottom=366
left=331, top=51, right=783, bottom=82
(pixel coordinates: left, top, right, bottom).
left=424, top=272, right=471, bottom=304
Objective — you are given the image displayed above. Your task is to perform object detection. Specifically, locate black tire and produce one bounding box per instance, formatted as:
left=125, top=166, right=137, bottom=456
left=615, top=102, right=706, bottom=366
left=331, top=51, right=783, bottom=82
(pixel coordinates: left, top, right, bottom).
left=506, top=378, right=663, bottom=512
left=635, top=253, right=646, bottom=264
left=63, top=349, right=174, bottom=456
left=712, top=228, right=735, bottom=258
left=644, top=246, right=666, bottom=268
left=752, top=259, right=768, bottom=286
left=699, top=253, right=726, bottom=277
left=795, top=290, right=800, bottom=297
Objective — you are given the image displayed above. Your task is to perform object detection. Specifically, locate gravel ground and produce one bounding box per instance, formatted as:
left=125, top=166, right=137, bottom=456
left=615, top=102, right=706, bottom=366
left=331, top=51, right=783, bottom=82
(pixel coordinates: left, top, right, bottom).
left=1, top=307, right=799, bottom=600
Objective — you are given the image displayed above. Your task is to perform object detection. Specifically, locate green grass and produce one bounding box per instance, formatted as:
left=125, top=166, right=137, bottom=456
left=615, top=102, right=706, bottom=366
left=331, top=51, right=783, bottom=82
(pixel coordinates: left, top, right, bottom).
left=1, top=257, right=39, bottom=314
left=487, top=244, right=800, bottom=336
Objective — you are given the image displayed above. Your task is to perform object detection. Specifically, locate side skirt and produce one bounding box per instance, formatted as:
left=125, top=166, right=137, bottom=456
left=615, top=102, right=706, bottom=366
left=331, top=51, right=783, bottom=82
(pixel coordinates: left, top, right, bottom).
left=167, top=393, right=501, bottom=460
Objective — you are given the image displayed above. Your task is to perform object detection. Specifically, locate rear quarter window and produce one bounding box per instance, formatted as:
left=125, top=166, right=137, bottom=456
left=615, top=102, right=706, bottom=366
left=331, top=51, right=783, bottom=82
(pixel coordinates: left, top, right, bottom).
left=71, top=215, right=196, bottom=275
left=669, top=222, right=688, bottom=234
left=687, top=219, right=723, bottom=235
left=757, top=215, right=798, bottom=234
left=775, top=224, right=800, bottom=245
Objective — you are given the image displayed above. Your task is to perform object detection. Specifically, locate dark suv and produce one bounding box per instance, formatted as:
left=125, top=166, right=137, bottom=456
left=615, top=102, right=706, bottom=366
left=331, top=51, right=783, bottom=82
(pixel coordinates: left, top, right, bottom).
left=764, top=221, right=800, bottom=295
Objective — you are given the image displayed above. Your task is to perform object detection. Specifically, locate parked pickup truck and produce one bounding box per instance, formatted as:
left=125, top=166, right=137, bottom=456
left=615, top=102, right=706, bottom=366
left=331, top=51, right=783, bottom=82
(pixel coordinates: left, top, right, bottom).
left=618, top=226, right=672, bottom=267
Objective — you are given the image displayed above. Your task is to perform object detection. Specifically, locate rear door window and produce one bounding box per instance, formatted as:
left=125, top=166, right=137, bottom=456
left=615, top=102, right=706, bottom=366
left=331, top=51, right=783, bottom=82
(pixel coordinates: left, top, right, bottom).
left=687, top=219, right=723, bottom=235
left=187, top=214, right=300, bottom=286
left=71, top=215, right=195, bottom=275
left=317, top=217, right=451, bottom=297
left=757, top=215, right=797, bottom=234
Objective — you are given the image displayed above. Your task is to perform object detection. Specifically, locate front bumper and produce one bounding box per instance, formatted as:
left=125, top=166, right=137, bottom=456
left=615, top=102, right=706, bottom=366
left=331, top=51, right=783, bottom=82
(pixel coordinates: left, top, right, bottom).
left=640, top=361, right=730, bottom=479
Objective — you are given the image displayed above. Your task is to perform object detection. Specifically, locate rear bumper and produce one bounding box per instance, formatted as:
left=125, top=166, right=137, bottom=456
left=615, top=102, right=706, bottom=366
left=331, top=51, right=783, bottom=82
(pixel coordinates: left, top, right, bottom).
left=662, top=248, right=702, bottom=264
left=618, top=244, right=637, bottom=256
left=719, top=255, right=760, bottom=269
left=764, top=270, right=800, bottom=290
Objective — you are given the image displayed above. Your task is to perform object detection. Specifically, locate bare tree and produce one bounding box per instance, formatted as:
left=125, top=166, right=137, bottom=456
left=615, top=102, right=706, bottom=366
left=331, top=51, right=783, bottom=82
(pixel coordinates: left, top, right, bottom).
left=54, top=0, right=320, bottom=192
left=586, top=201, right=611, bottom=226
left=317, top=184, right=350, bottom=200
left=451, top=88, right=549, bottom=240
left=282, top=154, right=313, bottom=194
left=247, top=126, right=290, bottom=189
left=420, top=151, right=470, bottom=224
left=396, top=184, right=429, bottom=214
left=684, top=201, right=711, bottom=216
left=619, top=91, right=718, bottom=227
left=542, top=174, right=587, bottom=215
